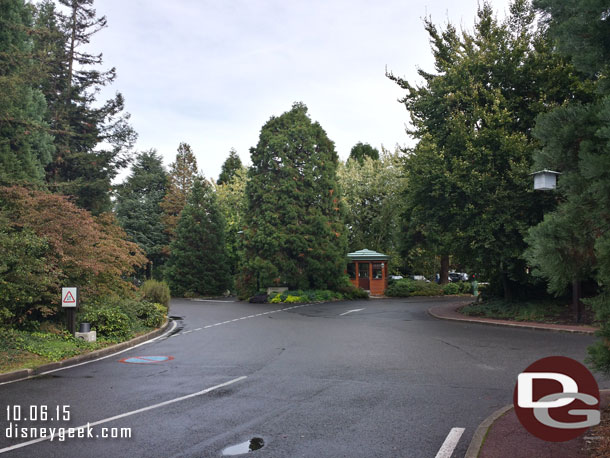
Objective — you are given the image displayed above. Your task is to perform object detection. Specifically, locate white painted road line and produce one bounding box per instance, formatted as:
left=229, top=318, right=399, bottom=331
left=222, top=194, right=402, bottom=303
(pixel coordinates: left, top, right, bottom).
left=435, top=427, right=465, bottom=458
left=190, top=299, right=237, bottom=302
left=339, top=308, right=365, bottom=316
left=0, top=376, right=248, bottom=454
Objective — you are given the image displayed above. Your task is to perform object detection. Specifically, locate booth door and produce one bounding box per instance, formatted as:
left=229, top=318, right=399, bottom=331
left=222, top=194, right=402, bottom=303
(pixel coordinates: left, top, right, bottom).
left=358, top=262, right=370, bottom=290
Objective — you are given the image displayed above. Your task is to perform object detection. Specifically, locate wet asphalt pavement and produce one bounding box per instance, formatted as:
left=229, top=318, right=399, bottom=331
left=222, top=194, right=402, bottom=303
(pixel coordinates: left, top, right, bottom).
left=1, top=297, right=608, bottom=458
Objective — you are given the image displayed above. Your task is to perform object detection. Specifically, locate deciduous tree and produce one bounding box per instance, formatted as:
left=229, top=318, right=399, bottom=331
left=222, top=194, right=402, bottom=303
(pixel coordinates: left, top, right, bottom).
left=388, top=0, right=581, bottom=296
left=337, top=148, right=405, bottom=270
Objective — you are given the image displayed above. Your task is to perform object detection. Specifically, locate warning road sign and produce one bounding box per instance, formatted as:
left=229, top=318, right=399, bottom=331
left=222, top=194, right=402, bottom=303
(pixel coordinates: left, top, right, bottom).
left=62, top=287, right=78, bottom=308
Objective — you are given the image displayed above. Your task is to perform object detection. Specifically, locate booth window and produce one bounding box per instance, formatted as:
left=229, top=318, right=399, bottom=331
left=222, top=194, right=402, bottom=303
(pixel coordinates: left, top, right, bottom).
left=372, top=263, right=383, bottom=279
left=358, top=263, right=369, bottom=278
left=347, top=263, right=356, bottom=279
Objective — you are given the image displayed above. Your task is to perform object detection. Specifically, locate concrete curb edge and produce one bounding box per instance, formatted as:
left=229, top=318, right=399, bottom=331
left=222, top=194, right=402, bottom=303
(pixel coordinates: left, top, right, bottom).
left=0, top=319, right=171, bottom=384
left=464, top=387, right=610, bottom=457
left=464, top=404, right=513, bottom=458
left=427, top=308, right=596, bottom=335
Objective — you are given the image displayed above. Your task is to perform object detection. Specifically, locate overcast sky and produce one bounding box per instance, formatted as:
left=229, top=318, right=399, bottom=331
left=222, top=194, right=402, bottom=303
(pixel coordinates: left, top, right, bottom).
left=89, top=0, right=512, bottom=182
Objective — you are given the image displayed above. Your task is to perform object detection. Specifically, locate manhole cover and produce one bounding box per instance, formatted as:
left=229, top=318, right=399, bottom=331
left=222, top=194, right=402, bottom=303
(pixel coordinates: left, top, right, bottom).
left=222, top=437, right=265, bottom=455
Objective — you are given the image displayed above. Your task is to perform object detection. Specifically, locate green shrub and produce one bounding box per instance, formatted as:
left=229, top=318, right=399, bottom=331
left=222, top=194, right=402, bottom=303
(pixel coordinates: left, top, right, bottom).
left=335, top=284, right=368, bottom=300
left=140, top=280, right=171, bottom=307
left=80, top=306, right=131, bottom=340
left=385, top=280, right=411, bottom=297
left=411, top=281, right=443, bottom=296
left=135, top=301, right=166, bottom=327
left=443, top=283, right=460, bottom=295
left=461, top=298, right=567, bottom=321
left=269, top=294, right=282, bottom=304
left=284, top=295, right=303, bottom=304
left=460, top=282, right=472, bottom=294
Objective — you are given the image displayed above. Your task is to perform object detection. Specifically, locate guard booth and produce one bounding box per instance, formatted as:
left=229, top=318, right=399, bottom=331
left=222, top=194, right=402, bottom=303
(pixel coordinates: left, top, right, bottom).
left=347, top=249, right=389, bottom=296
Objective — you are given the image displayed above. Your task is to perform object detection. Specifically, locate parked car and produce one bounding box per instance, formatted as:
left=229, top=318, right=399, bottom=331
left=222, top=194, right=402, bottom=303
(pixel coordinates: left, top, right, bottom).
left=409, top=275, right=430, bottom=282
left=448, top=272, right=469, bottom=282
left=389, top=275, right=404, bottom=281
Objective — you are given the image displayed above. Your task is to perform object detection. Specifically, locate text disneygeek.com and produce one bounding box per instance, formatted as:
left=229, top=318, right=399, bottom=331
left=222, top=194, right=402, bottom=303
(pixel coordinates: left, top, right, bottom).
left=5, top=423, right=132, bottom=441
left=4, top=405, right=131, bottom=442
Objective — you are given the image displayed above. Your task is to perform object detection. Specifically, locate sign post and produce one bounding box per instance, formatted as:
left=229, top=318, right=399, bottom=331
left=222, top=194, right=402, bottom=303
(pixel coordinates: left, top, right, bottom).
left=61, top=287, right=78, bottom=335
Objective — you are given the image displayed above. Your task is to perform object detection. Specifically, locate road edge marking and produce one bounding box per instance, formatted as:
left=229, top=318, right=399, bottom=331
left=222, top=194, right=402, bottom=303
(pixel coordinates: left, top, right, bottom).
left=0, top=376, right=248, bottom=454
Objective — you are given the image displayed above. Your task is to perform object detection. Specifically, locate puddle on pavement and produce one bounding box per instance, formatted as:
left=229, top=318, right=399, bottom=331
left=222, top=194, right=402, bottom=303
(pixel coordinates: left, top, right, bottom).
left=222, top=437, right=264, bottom=455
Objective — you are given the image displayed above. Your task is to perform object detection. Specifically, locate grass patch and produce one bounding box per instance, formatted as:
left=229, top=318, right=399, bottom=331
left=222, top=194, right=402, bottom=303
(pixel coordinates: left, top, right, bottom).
left=460, top=298, right=571, bottom=323
left=0, top=323, right=161, bottom=374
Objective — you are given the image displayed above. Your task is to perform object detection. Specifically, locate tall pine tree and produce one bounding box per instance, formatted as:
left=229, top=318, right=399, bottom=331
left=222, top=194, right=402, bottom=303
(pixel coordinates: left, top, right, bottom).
left=527, top=0, right=610, bottom=370
left=115, top=150, right=169, bottom=278
left=160, top=142, right=199, bottom=238
left=0, top=0, right=54, bottom=185
left=166, top=178, right=230, bottom=296
left=241, top=102, right=346, bottom=294
left=35, top=0, right=136, bottom=214
left=217, top=148, right=242, bottom=185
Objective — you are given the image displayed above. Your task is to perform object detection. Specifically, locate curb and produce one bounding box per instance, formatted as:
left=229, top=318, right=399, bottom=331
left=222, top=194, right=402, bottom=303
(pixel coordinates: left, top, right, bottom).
left=464, top=405, right=513, bottom=458
left=464, top=387, right=610, bottom=457
left=0, top=319, right=171, bottom=384
left=427, top=307, right=596, bottom=335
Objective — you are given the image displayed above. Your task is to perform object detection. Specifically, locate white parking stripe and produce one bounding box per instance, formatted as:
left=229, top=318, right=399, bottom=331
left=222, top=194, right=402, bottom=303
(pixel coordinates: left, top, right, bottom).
left=435, top=427, right=465, bottom=458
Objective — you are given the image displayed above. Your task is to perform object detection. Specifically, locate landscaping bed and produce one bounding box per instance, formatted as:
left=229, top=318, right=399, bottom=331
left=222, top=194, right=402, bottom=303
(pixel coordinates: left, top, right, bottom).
left=459, top=298, right=595, bottom=325
left=385, top=279, right=472, bottom=297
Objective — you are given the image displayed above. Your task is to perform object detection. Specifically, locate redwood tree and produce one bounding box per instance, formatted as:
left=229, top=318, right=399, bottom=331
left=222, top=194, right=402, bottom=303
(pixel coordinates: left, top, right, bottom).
left=241, top=102, right=346, bottom=293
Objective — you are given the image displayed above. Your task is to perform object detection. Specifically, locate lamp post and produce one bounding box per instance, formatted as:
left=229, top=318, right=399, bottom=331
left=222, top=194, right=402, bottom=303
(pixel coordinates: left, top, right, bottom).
left=531, top=170, right=560, bottom=191
left=531, top=170, right=583, bottom=322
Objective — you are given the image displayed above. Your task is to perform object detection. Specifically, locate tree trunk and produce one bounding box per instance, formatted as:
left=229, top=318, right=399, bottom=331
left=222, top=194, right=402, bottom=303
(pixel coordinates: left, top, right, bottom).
left=440, top=254, right=449, bottom=285
left=572, top=279, right=582, bottom=323
left=502, top=271, right=513, bottom=302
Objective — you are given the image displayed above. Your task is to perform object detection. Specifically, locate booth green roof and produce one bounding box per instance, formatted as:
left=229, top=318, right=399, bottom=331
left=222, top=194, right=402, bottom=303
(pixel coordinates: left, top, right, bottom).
left=347, top=249, right=389, bottom=261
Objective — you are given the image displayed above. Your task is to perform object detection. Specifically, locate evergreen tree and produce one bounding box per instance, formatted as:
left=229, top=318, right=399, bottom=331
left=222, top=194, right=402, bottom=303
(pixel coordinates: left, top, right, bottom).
left=160, top=142, right=199, bottom=238
left=0, top=0, right=54, bottom=185
left=528, top=0, right=610, bottom=370
left=348, top=142, right=379, bottom=164
left=115, top=150, right=169, bottom=278
left=241, top=102, right=347, bottom=294
left=35, top=0, right=136, bottom=214
left=217, top=148, right=243, bottom=185
left=166, top=178, right=230, bottom=296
